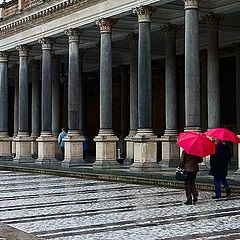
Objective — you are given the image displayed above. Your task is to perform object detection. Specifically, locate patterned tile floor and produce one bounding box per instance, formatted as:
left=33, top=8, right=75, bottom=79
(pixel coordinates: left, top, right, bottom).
left=0, top=171, right=240, bottom=240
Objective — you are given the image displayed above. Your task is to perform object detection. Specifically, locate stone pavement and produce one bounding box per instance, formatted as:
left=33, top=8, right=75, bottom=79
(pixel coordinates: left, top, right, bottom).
left=0, top=170, right=240, bottom=240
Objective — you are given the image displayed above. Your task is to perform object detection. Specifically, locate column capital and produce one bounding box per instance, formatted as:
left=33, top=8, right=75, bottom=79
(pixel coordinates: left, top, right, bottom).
left=0, top=51, right=8, bottom=62
left=183, top=0, right=199, bottom=10
left=133, top=5, right=156, bottom=23
left=64, top=28, right=81, bottom=42
left=201, top=13, right=223, bottom=29
left=161, top=23, right=181, bottom=37
left=127, top=33, right=138, bottom=48
left=16, top=45, right=29, bottom=57
left=38, top=37, right=55, bottom=50
left=96, top=18, right=117, bottom=34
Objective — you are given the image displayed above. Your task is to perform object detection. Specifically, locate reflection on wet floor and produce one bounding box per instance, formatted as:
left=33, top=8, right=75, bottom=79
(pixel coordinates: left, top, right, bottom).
left=0, top=171, right=240, bottom=239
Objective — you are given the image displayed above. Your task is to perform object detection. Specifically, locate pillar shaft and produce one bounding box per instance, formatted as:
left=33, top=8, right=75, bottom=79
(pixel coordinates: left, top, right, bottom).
left=65, top=29, right=80, bottom=133
left=52, top=55, right=60, bottom=136
left=16, top=45, right=29, bottom=135
left=128, top=33, right=138, bottom=133
left=202, top=14, right=222, bottom=129
left=236, top=46, right=240, bottom=133
left=0, top=52, right=9, bottom=134
left=162, top=24, right=179, bottom=134
left=13, top=65, right=19, bottom=137
left=31, top=60, right=40, bottom=137
left=184, top=0, right=200, bottom=130
left=38, top=38, right=54, bottom=134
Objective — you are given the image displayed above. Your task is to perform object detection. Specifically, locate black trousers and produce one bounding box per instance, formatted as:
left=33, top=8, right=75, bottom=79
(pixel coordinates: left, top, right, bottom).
left=185, top=172, right=198, bottom=202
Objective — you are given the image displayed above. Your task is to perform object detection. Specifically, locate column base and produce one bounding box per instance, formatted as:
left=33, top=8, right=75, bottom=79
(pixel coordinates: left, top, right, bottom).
left=30, top=135, right=38, bottom=159
left=124, top=131, right=136, bottom=165
left=62, top=133, right=86, bottom=167
left=184, top=127, right=202, bottom=133
left=130, top=129, right=160, bottom=173
left=36, top=134, right=57, bottom=164
left=93, top=131, right=119, bottom=169
left=13, top=135, right=34, bottom=163
left=159, top=133, right=179, bottom=168
left=0, top=135, right=12, bottom=161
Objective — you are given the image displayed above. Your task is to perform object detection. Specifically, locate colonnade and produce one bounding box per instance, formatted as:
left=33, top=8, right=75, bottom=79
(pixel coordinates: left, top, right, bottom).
left=0, top=0, right=240, bottom=176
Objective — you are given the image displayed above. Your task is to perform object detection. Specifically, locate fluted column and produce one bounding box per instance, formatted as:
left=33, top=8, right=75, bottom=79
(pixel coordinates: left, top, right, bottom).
left=160, top=23, right=180, bottom=168
left=36, top=38, right=57, bottom=164
left=124, top=33, right=138, bottom=165
left=183, top=0, right=201, bottom=132
left=202, top=13, right=222, bottom=129
left=0, top=51, right=12, bottom=160
left=14, top=45, right=33, bottom=163
left=130, top=6, right=160, bottom=172
left=62, top=28, right=85, bottom=167
left=93, top=18, right=119, bottom=169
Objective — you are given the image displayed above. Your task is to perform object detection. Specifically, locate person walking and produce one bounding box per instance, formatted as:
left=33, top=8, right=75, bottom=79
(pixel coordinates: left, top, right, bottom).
left=209, top=139, right=231, bottom=199
left=179, top=150, right=203, bottom=205
left=58, top=128, right=67, bottom=155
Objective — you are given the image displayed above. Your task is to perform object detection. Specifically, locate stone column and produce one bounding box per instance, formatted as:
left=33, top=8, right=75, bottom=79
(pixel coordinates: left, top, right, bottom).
left=14, top=45, right=34, bottom=163
left=183, top=0, right=201, bottom=132
left=12, top=64, right=19, bottom=157
left=94, top=18, right=119, bottom=169
left=30, top=60, right=40, bottom=158
left=130, top=6, right=160, bottom=172
left=62, top=28, right=85, bottom=167
left=234, top=44, right=240, bottom=179
left=36, top=38, right=57, bottom=164
left=124, top=33, right=138, bottom=165
left=0, top=51, right=12, bottom=160
left=118, top=65, right=129, bottom=160
left=202, top=13, right=222, bottom=129
left=200, top=49, right=208, bottom=132
left=160, top=23, right=180, bottom=168
left=52, top=55, right=62, bottom=159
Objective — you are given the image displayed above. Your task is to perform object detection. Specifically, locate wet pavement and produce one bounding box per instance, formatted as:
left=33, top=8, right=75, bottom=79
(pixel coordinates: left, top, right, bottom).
left=0, top=170, right=240, bottom=240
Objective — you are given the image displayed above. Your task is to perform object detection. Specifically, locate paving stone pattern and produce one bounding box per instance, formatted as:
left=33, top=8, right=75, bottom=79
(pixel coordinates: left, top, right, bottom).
left=0, top=171, right=240, bottom=240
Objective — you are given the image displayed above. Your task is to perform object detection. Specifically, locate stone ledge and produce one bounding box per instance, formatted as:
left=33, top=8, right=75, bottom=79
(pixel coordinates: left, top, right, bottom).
left=0, top=161, right=240, bottom=194
left=0, top=222, right=41, bottom=240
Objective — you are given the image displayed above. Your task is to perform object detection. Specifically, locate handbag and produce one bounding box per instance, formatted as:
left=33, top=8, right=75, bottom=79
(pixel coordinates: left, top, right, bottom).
left=175, top=167, right=187, bottom=181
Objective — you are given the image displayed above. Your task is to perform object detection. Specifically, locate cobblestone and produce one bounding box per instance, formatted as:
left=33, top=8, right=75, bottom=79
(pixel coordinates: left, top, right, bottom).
left=0, top=170, right=240, bottom=239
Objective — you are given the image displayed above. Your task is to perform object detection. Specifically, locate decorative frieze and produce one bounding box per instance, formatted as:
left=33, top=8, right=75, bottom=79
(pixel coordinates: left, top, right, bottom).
left=0, top=51, right=8, bottom=62
left=0, top=0, right=98, bottom=39
left=183, top=0, right=199, bottom=10
left=202, top=13, right=223, bottom=29
left=96, top=18, right=117, bottom=34
left=133, top=5, right=156, bottom=23
left=161, top=23, right=180, bottom=37
left=16, top=45, right=29, bottom=56
left=64, top=28, right=81, bottom=42
left=38, top=37, right=54, bottom=50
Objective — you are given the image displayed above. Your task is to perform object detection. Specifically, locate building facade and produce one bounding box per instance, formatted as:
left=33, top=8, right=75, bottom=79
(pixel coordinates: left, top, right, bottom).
left=0, top=0, right=240, bottom=176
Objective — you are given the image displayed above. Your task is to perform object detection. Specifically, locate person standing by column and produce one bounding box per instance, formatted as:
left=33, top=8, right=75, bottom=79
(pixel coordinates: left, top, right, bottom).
left=210, top=139, right=231, bottom=199
left=58, top=128, right=67, bottom=155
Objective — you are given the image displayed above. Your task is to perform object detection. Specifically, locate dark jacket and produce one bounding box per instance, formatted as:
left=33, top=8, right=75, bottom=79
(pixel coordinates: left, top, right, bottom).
left=210, top=142, right=231, bottom=178
left=179, top=150, right=203, bottom=172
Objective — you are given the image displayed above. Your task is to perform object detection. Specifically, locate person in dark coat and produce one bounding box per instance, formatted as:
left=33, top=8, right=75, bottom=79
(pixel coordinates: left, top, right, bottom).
left=179, top=150, right=203, bottom=205
left=210, top=139, right=231, bottom=199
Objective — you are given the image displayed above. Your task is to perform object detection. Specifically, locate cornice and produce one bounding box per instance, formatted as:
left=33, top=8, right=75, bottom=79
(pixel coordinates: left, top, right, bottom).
left=0, top=0, right=104, bottom=39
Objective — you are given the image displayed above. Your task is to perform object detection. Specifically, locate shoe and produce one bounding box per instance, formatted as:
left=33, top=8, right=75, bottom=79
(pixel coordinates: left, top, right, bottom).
left=193, top=197, right=198, bottom=203
left=184, top=201, right=192, bottom=205
left=212, top=195, right=221, bottom=199
left=226, top=189, right=231, bottom=197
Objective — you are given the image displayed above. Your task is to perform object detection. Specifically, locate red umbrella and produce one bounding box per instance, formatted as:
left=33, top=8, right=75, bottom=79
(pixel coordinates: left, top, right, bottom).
left=177, top=131, right=216, bottom=158
left=204, top=128, right=240, bottom=143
